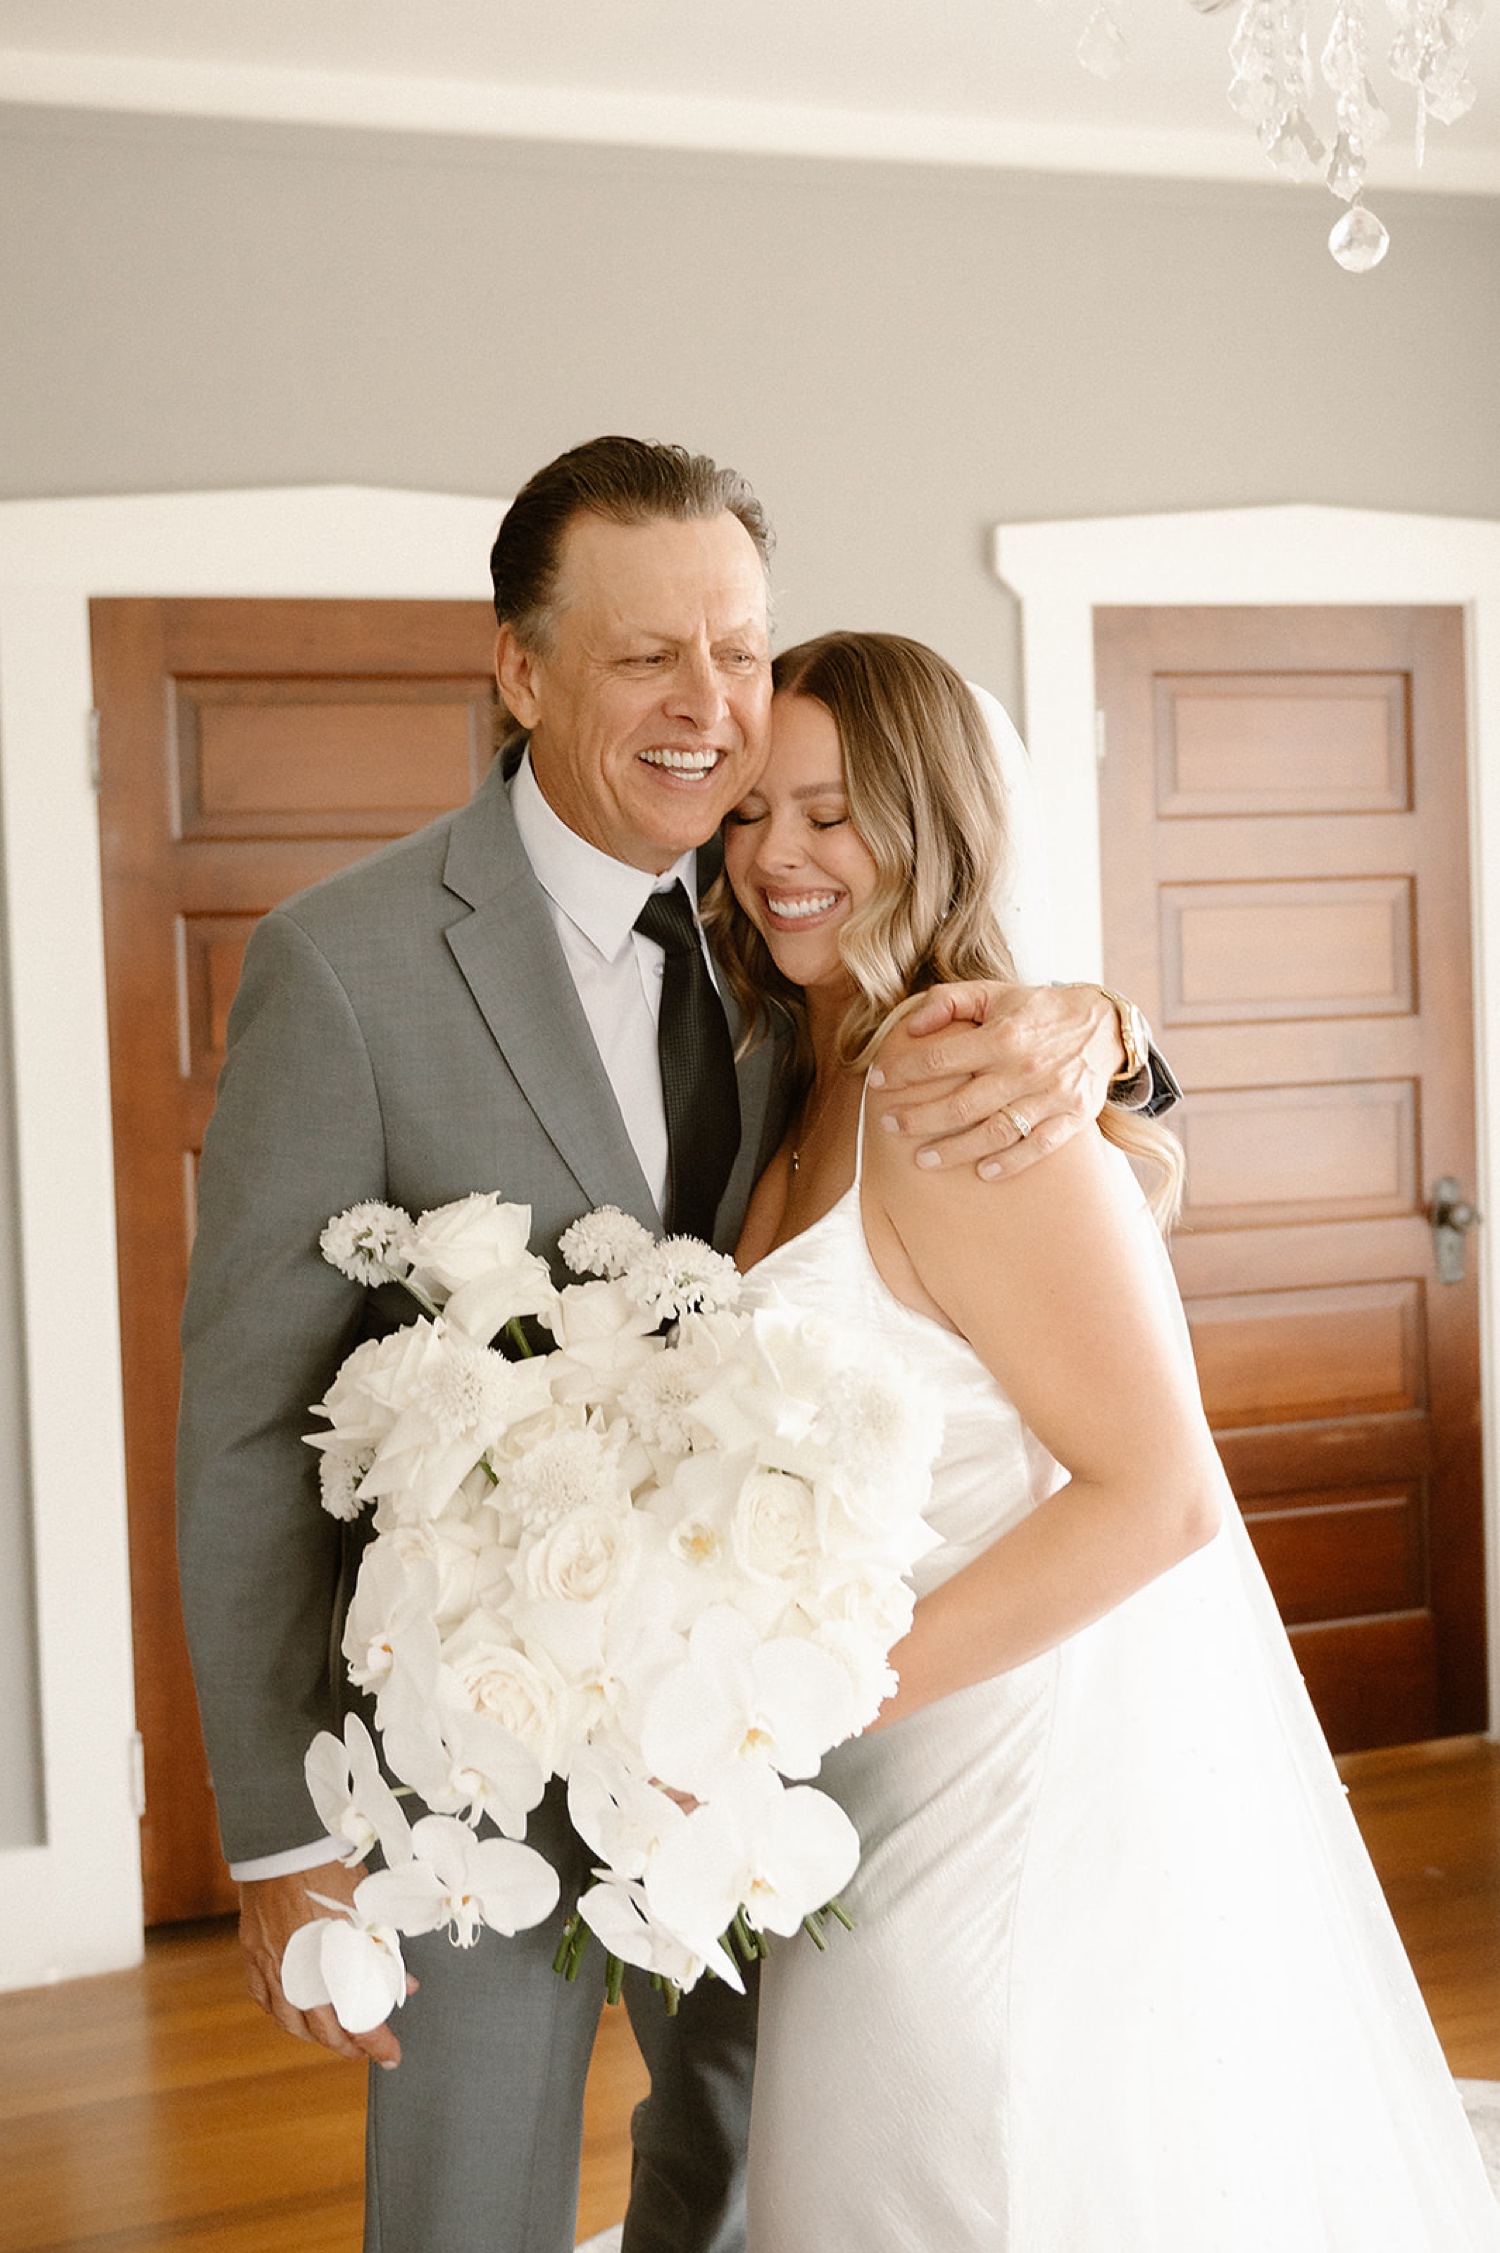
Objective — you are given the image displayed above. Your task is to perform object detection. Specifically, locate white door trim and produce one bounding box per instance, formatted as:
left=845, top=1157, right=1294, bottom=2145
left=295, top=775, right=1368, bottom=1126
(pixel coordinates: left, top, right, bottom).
left=0, top=485, right=504, bottom=1988
left=994, top=503, right=1500, bottom=1739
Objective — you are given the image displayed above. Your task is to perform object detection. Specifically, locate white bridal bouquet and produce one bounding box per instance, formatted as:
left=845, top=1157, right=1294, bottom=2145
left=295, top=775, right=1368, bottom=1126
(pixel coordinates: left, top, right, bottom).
left=281, top=1192, right=943, bottom=2033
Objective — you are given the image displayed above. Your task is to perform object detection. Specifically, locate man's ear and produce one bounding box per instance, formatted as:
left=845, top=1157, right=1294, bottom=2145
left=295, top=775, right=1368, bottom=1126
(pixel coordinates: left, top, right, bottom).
left=495, top=624, right=543, bottom=731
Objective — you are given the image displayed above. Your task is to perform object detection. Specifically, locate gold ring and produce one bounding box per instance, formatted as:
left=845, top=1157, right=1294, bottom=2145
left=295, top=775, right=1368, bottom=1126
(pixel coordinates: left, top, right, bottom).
left=1001, top=1106, right=1032, bottom=1141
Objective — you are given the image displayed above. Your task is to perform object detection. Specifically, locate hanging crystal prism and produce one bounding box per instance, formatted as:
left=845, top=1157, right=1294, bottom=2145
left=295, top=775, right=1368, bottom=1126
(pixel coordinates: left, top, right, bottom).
left=1051, top=0, right=1484, bottom=267
left=1328, top=198, right=1392, bottom=266
left=1077, top=3, right=1129, bottom=77
left=1321, top=0, right=1385, bottom=199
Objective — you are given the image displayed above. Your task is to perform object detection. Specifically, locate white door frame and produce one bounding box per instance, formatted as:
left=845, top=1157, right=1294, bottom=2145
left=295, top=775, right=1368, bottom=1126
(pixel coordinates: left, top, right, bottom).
left=994, top=504, right=1500, bottom=1738
left=0, top=486, right=505, bottom=1988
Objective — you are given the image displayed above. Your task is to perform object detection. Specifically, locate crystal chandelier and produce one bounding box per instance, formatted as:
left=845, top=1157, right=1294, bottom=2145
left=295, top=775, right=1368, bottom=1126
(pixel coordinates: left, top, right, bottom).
left=1069, top=0, right=1484, bottom=269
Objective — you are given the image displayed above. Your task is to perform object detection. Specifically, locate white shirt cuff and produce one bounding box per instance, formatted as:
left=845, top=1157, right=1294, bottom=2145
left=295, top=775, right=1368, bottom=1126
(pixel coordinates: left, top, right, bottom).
left=229, top=1835, right=346, bottom=1883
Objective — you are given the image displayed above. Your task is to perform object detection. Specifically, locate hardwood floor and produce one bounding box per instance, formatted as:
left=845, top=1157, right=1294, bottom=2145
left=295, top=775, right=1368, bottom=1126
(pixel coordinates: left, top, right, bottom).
left=4, top=1739, right=1498, bottom=2252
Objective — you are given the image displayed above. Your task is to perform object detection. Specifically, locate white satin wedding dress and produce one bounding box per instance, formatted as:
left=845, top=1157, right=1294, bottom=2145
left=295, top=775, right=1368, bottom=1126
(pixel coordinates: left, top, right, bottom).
left=742, top=1135, right=1499, bottom=2251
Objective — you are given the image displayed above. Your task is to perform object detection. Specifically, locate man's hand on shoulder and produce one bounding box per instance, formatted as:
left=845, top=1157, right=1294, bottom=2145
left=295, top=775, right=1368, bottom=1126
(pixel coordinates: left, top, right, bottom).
left=868, top=981, right=1125, bottom=1181
left=239, top=1860, right=411, bottom=2069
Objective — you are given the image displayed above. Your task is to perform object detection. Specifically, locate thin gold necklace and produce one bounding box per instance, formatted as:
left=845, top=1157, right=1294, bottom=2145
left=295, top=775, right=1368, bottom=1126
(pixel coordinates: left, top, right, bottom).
left=789, top=1077, right=840, bottom=1175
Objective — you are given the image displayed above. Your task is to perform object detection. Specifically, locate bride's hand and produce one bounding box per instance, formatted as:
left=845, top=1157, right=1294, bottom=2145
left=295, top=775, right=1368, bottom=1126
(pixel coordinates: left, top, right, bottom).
left=867, top=981, right=1125, bottom=1181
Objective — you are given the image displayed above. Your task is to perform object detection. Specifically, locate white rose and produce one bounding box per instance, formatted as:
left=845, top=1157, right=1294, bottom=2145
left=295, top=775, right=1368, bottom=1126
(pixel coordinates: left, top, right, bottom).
left=406, top=1196, right=557, bottom=1344
left=730, top=1468, right=818, bottom=1585
left=523, top=1505, right=632, bottom=1605
left=443, top=1618, right=566, bottom=1771
left=408, top=1194, right=535, bottom=1292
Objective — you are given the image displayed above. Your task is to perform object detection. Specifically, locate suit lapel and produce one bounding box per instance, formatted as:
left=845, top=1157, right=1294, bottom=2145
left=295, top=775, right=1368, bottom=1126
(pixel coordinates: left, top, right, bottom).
left=442, top=769, right=660, bottom=1233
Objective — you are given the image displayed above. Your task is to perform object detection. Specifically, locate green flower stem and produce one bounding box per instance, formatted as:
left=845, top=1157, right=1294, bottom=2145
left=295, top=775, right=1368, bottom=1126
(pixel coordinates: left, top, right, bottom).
left=801, top=1914, right=828, bottom=1951
left=730, top=1910, right=769, bottom=1965
left=825, top=1896, right=855, bottom=1932
left=650, top=1972, right=682, bottom=2017
left=553, top=1912, right=584, bottom=1979
left=605, top=1952, right=626, bottom=2007
left=395, top=1274, right=442, bottom=1319
left=505, top=1317, right=535, bottom=1358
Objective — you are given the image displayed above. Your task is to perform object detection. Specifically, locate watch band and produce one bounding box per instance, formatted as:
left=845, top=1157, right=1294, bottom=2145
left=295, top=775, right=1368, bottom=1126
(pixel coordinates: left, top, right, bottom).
left=1098, top=984, right=1151, bottom=1087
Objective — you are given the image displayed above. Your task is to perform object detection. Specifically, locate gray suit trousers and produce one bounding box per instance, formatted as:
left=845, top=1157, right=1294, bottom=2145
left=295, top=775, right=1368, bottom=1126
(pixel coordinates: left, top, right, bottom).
left=363, top=1784, right=758, bottom=2253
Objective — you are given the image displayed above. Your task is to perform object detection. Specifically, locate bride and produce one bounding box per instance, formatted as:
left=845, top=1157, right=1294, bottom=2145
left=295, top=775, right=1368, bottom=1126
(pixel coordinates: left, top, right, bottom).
left=709, top=631, right=1499, bottom=2250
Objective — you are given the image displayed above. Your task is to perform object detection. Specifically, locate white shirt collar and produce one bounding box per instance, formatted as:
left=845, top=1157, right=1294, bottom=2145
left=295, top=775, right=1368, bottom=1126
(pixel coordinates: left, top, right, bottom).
left=511, top=750, right=698, bottom=959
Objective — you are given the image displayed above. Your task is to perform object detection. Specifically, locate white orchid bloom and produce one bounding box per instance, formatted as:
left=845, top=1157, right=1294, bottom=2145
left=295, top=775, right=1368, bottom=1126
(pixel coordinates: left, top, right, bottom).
left=357, top=1814, right=559, bottom=1946
left=341, top=1546, right=442, bottom=1693
left=281, top=1899, right=409, bottom=2032
left=374, top=1624, right=545, bottom=1836
left=577, top=1872, right=743, bottom=1995
left=303, top=1712, right=413, bottom=1869
left=567, top=1747, right=687, bottom=1880
left=646, top=1767, right=860, bottom=1953
left=516, top=1545, right=683, bottom=1761
left=640, top=1605, right=858, bottom=1801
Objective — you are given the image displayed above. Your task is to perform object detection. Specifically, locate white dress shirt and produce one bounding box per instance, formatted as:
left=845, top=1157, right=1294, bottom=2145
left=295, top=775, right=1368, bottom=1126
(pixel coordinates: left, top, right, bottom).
left=230, top=754, right=704, bottom=1882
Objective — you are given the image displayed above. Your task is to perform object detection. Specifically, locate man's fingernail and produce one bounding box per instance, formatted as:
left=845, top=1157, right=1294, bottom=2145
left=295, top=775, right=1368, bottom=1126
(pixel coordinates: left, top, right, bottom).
left=868, top=1067, right=885, bottom=1088
left=380, top=2057, right=399, bottom=2071
left=916, top=1148, right=940, bottom=1170
left=978, top=1160, right=1002, bottom=1181
left=879, top=1112, right=899, bottom=1133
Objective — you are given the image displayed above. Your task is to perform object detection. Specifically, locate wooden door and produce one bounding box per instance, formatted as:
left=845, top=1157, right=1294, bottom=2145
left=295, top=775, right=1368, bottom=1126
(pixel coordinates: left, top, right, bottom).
left=92, top=597, right=498, bottom=1923
left=1097, top=606, right=1482, bottom=1754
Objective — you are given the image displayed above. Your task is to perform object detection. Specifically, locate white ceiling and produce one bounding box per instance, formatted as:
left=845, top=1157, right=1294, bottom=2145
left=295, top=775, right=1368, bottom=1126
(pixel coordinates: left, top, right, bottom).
left=0, top=0, right=1494, bottom=191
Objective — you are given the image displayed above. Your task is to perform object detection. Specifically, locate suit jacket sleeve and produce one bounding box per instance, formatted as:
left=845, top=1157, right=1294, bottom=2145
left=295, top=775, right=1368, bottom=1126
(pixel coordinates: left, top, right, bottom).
left=177, top=907, right=383, bottom=1864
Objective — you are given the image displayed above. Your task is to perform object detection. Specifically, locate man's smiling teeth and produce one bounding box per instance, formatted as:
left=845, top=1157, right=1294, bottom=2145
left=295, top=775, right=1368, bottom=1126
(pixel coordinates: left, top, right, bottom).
left=640, top=747, right=720, bottom=773
left=768, top=892, right=839, bottom=920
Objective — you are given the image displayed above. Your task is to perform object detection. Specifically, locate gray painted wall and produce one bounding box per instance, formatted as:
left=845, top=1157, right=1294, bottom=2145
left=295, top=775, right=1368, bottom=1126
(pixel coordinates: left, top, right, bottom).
left=0, top=100, right=1496, bottom=1841
left=3, top=103, right=1498, bottom=702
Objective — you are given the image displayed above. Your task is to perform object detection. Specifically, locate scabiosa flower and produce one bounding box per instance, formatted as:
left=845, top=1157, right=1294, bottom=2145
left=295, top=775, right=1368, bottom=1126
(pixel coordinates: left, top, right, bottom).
left=318, top=1442, right=375, bottom=1522
left=413, top=1336, right=534, bottom=1445
left=320, top=1201, right=416, bottom=1287
left=620, top=1355, right=712, bottom=1455
left=559, top=1204, right=656, bottom=1281
left=811, top=1363, right=943, bottom=1491
left=499, top=1425, right=630, bottom=1536
left=623, top=1237, right=743, bottom=1325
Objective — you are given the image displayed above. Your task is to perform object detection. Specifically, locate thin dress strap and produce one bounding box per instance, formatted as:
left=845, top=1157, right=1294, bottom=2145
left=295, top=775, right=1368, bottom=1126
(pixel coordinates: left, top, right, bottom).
left=852, top=1072, right=872, bottom=1195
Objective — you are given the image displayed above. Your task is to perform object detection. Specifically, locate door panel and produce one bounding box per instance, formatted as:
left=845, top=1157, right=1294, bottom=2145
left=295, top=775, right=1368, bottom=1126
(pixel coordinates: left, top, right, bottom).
left=92, top=596, right=497, bottom=1923
left=1097, top=605, right=1482, bottom=1753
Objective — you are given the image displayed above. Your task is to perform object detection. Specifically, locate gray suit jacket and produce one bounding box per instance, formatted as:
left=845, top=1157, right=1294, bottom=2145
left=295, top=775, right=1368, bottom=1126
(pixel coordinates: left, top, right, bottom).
left=178, top=759, right=783, bottom=1864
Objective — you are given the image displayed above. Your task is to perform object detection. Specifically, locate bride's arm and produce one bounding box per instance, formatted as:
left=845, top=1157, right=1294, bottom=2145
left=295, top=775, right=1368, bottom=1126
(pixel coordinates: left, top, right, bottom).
left=861, top=1119, right=1229, bottom=1729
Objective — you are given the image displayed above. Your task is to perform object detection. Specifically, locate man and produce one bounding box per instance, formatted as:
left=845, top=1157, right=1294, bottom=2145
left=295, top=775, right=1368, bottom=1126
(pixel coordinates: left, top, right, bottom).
left=178, top=436, right=1165, bottom=2253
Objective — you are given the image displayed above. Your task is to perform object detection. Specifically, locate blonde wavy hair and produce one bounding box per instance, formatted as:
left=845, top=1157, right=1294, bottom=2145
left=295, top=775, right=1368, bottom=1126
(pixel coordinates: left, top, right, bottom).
left=702, top=631, right=1183, bottom=1224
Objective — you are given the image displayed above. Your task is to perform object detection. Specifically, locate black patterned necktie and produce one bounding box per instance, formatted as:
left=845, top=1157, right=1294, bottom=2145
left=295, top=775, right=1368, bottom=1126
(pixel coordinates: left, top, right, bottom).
left=634, top=881, right=740, bottom=1243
